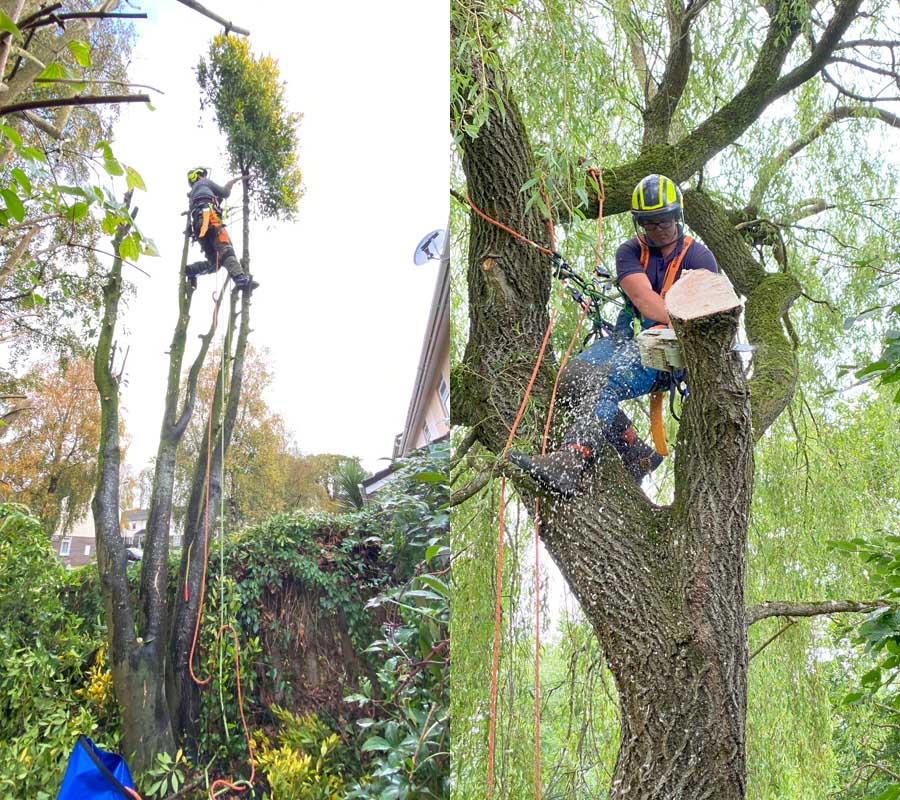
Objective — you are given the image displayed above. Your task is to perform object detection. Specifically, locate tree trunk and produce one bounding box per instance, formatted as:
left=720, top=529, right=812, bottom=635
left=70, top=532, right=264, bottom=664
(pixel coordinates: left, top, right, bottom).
left=169, top=249, right=253, bottom=751
left=92, top=196, right=175, bottom=770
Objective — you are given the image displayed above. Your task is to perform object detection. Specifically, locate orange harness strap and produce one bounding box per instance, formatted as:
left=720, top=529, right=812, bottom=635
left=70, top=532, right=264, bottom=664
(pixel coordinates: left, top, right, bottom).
left=637, top=234, right=693, bottom=297
left=638, top=236, right=693, bottom=456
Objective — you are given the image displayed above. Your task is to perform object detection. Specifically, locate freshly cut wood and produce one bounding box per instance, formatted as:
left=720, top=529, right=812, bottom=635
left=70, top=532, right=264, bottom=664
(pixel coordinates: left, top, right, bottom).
left=666, top=268, right=740, bottom=320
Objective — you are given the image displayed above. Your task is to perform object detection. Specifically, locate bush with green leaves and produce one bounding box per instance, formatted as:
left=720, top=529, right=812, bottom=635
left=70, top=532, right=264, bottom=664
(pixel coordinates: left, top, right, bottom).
left=254, top=707, right=349, bottom=799
left=0, top=504, right=112, bottom=799
left=827, top=530, right=900, bottom=799
left=345, top=441, right=450, bottom=800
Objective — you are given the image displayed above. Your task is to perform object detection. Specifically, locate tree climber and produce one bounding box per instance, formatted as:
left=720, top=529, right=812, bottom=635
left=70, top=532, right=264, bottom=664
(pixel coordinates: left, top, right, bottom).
left=185, top=167, right=258, bottom=291
left=510, top=174, right=718, bottom=495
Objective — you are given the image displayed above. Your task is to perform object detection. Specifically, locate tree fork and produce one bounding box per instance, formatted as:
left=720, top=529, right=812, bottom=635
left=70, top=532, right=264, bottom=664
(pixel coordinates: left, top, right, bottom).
left=92, top=194, right=176, bottom=770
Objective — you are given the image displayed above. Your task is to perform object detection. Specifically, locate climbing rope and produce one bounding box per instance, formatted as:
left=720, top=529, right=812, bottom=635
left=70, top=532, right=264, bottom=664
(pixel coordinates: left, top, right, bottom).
left=468, top=169, right=606, bottom=800
left=183, top=261, right=256, bottom=799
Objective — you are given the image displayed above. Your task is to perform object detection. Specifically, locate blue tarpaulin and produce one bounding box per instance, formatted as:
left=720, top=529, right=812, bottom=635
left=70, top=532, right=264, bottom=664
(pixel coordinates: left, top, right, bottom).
left=57, top=735, right=137, bottom=799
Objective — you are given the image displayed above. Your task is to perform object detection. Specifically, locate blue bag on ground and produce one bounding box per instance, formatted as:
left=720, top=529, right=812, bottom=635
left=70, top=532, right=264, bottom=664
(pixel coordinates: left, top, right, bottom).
left=57, top=734, right=137, bottom=799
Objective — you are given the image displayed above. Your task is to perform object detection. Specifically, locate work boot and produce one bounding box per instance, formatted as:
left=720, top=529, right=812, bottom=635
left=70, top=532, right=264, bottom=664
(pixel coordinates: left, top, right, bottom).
left=604, top=414, right=664, bottom=483
left=508, top=444, right=593, bottom=498
left=620, top=438, right=664, bottom=482
left=185, top=260, right=210, bottom=288
left=231, top=274, right=259, bottom=292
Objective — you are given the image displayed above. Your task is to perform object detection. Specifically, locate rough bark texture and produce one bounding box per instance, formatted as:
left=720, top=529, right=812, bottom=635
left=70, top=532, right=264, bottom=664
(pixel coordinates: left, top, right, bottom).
left=447, top=1, right=849, bottom=795
left=92, top=197, right=176, bottom=770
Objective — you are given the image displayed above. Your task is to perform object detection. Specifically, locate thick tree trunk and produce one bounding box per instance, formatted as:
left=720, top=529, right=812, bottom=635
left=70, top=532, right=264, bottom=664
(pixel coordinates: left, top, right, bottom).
left=92, top=198, right=175, bottom=770
left=169, top=266, right=252, bottom=751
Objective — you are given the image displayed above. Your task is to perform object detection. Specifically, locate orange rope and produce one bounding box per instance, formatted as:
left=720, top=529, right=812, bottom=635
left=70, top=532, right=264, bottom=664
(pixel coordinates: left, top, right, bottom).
left=474, top=170, right=605, bottom=800
left=183, top=264, right=255, bottom=799
left=466, top=191, right=556, bottom=256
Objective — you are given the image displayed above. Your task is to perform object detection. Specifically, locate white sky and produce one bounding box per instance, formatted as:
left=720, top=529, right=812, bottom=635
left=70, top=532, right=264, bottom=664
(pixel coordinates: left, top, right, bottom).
left=111, top=1, right=448, bottom=475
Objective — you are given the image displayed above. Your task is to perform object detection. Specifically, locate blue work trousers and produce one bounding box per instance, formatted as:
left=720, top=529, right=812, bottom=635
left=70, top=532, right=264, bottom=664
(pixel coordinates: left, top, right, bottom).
left=574, top=334, right=660, bottom=428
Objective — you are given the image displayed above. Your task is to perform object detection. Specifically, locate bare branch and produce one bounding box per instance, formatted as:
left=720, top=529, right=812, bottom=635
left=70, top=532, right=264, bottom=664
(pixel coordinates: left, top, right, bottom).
left=451, top=428, right=479, bottom=471
left=749, top=618, right=797, bottom=660
left=0, top=93, right=150, bottom=115
left=450, top=467, right=492, bottom=507
left=174, top=0, right=249, bottom=36
left=17, top=109, right=63, bottom=138
left=0, top=223, right=39, bottom=286
left=746, top=599, right=890, bottom=626
left=823, top=67, right=900, bottom=103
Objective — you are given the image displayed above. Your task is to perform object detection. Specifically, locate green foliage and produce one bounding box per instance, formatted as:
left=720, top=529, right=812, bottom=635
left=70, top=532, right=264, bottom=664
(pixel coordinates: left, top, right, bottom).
left=346, top=441, right=450, bottom=799
left=197, top=34, right=303, bottom=219
left=0, top=504, right=112, bottom=799
left=139, top=748, right=190, bottom=799
left=0, top=125, right=156, bottom=365
left=854, top=305, right=900, bottom=404
left=334, top=459, right=369, bottom=511
left=825, top=525, right=900, bottom=799
left=255, top=708, right=348, bottom=799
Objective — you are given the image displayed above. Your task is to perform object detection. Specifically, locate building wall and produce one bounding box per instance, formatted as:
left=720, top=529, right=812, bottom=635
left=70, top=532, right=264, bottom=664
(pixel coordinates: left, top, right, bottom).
left=51, top=514, right=97, bottom=568
left=410, top=344, right=450, bottom=451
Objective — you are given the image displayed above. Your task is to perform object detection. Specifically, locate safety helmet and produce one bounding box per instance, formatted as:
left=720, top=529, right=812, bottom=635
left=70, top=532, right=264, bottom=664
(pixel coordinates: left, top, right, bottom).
left=187, top=166, right=209, bottom=184
left=631, top=174, right=683, bottom=225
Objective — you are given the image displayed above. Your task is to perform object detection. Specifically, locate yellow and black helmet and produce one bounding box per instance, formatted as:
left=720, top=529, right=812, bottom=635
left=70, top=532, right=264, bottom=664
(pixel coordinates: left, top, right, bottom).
left=631, top=174, right=683, bottom=224
left=187, top=166, right=209, bottom=184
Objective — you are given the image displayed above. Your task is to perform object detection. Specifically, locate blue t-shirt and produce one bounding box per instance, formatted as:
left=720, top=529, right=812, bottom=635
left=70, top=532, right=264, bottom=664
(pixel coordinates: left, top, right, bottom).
left=615, top=235, right=717, bottom=295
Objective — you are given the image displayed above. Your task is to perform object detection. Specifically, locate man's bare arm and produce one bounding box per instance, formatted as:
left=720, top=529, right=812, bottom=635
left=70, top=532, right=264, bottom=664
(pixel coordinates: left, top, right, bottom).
left=619, top=273, right=670, bottom=325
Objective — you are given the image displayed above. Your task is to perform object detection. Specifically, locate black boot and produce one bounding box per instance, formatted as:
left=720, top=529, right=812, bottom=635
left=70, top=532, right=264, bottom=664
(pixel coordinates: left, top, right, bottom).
left=620, top=439, right=663, bottom=482
left=231, top=274, right=259, bottom=292
left=604, top=411, right=663, bottom=483
left=508, top=444, right=592, bottom=497
left=185, top=260, right=210, bottom=288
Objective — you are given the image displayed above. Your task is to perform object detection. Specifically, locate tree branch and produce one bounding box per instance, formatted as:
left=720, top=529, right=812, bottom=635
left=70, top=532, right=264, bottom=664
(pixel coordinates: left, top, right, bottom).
left=450, top=427, right=479, bottom=471
left=746, top=599, right=891, bottom=626
left=174, top=0, right=249, bottom=36
left=450, top=467, right=492, bottom=507
left=750, top=105, right=900, bottom=210
left=0, top=93, right=150, bottom=115
left=641, top=2, right=695, bottom=147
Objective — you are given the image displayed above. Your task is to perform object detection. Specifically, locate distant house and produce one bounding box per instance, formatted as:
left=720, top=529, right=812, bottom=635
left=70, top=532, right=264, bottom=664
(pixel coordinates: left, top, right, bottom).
left=123, top=509, right=149, bottom=547
left=362, top=231, right=450, bottom=500
left=50, top=513, right=97, bottom=569
left=51, top=506, right=182, bottom=568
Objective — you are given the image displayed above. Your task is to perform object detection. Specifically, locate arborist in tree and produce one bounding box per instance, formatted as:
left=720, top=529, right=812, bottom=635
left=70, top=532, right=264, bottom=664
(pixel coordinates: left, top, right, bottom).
left=510, top=174, right=718, bottom=495
left=184, top=167, right=258, bottom=291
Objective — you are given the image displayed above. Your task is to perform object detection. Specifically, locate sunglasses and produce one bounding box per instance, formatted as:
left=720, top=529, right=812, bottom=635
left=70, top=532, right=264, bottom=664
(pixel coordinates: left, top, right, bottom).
left=641, top=218, right=677, bottom=231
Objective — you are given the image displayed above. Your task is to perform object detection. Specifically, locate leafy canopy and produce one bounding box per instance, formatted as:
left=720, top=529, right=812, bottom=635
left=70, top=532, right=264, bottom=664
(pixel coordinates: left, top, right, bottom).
left=196, top=34, right=303, bottom=219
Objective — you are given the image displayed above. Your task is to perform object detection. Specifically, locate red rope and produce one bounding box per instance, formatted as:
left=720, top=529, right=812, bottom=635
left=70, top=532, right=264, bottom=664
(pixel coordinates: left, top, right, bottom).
left=183, top=265, right=255, bottom=799
left=471, top=170, right=605, bottom=800
left=465, top=191, right=555, bottom=256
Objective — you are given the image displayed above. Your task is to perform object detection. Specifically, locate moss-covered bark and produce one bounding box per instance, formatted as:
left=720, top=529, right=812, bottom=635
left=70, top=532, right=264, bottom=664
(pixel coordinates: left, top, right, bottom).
left=450, top=2, right=827, bottom=794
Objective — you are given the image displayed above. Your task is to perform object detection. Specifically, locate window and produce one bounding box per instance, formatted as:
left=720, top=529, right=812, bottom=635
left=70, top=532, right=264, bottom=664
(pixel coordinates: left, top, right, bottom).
left=438, top=376, right=449, bottom=417
left=84, top=545, right=91, bottom=556
left=60, top=538, right=71, bottom=557
left=424, top=421, right=432, bottom=444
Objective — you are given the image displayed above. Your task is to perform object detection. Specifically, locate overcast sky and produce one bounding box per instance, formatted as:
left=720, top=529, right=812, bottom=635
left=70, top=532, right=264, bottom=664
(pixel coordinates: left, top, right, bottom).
left=111, top=1, right=448, bottom=475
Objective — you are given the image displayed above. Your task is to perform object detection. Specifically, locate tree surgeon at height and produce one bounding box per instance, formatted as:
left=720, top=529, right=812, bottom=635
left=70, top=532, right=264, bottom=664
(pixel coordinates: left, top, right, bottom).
left=184, top=166, right=258, bottom=291
left=511, top=174, right=717, bottom=495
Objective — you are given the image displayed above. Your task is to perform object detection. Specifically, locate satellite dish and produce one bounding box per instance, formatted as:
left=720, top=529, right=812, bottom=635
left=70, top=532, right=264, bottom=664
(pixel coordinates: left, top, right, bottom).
left=413, top=229, right=447, bottom=266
